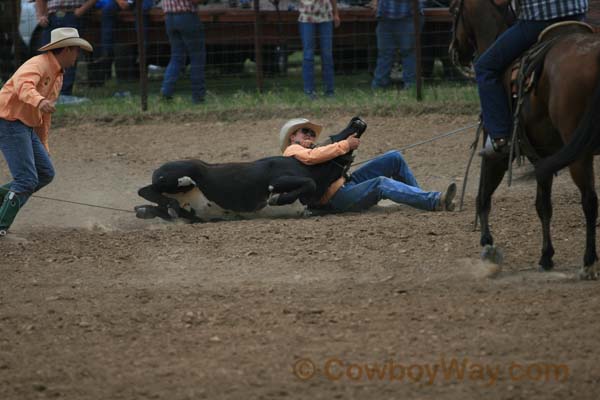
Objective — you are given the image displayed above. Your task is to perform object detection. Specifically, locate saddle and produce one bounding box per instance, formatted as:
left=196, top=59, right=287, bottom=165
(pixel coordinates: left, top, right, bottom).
left=506, top=21, right=594, bottom=163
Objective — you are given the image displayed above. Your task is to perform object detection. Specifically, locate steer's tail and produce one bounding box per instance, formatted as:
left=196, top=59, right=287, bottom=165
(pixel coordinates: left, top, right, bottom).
left=535, top=63, right=600, bottom=180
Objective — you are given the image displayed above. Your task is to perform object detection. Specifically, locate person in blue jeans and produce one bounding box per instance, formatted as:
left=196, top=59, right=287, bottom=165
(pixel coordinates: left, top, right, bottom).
left=97, top=0, right=154, bottom=68
left=160, top=0, right=206, bottom=104
left=36, top=0, right=98, bottom=96
left=298, top=0, right=340, bottom=99
left=477, top=0, right=588, bottom=157
left=371, top=0, right=424, bottom=90
left=279, top=117, right=456, bottom=213
left=0, top=28, right=93, bottom=238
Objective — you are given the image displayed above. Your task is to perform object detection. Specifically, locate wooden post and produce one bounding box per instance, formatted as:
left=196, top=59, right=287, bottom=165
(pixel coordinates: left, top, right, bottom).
left=254, top=0, right=264, bottom=93
left=13, top=0, right=23, bottom=67
left=136, top=0, right=148, bottom=111
left=412, top=0, right=422, bottom=101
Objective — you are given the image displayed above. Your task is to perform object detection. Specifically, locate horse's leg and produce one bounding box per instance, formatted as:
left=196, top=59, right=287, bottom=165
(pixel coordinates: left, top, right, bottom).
left=477, top=157, right=508, bottom=263
left=568, top=157, right=599, bottom=279
left=268, top=177, right=317, bottom=206
left=534, top=172, right=555, bottom=271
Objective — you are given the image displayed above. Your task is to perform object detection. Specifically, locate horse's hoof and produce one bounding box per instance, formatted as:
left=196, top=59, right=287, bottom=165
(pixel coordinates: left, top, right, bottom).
left=537, top=261, right=554, bottom=272
left=481, top=244, right=504, bottom=264
left=578, top=265, right=599, bottom=280
left=134, top=205, right=156, bottom=219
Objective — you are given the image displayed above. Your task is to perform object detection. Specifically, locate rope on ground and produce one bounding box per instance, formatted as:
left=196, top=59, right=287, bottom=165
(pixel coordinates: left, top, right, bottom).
left=32, top=194, right=135, bottom=214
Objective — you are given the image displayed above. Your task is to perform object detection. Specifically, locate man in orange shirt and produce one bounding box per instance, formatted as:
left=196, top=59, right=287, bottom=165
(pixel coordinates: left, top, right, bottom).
left=0, top=28, right=92, bottom=238
left=280, top=117, right=456, bottom=213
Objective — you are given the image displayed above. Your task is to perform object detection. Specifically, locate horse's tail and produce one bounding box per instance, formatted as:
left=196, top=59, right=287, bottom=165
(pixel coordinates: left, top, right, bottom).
left=535, top=63, right=600, bottom=180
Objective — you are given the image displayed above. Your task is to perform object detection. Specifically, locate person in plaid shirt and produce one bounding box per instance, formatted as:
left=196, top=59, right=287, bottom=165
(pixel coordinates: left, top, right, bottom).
left=160, top=0, right=206, bottom=104
left=477, top=0, right=588, bottom=158
left=298, top=0, right=340, bottom=99
left=371, top=0, right=424, bottom=90
left=35, top=1, right=98, bottom=101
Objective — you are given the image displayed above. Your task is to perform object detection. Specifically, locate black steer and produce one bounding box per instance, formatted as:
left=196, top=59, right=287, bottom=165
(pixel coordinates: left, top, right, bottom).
left=135, top=118, right=367, bottom=223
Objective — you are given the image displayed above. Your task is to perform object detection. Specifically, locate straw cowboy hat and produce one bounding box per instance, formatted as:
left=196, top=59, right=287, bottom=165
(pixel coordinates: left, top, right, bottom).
left=38, top=27, right=93, bottom=52
left=279, top=118, right=323, bottom=152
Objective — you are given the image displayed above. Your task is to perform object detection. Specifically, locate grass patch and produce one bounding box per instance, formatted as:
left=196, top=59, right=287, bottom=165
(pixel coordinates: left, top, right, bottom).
left=53, top=69, right=479, bottom=126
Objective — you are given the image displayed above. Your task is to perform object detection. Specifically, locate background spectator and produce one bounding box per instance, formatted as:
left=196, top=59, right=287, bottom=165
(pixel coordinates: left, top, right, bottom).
left=298, top=0, right=340, bottom=100
left=35, top=0, right=98, bottom=103
left=371, top=0, right=424, bottom=90
left=96, top=0, right=154, bottom=82
left=160, top=0, right=206, bottom=104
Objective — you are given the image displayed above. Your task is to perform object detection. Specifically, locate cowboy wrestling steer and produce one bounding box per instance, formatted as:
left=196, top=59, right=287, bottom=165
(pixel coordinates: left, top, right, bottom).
left=135, top=118, right=367, bottom=222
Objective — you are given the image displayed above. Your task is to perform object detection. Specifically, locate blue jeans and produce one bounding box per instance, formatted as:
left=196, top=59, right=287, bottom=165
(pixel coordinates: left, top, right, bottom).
left=161, top=12, right=206, bottom=102
left=475, top=14, right=584, bottom=139
left=100, top=0, right=153, bottom=58
left=43, top=12, right=80, bottom=95
left=299, top=21, right=335, bottom=96
left=328, top=151, right=440, bottom=212
left=372, top=16, right=423, bottom=88
left=0, top=119, right=55, bottom=206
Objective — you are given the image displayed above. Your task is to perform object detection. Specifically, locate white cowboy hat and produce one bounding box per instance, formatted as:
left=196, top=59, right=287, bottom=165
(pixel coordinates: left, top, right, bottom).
left=279, top=118, right=323, bottom=152
left=38, top=27, right=93, bottom=52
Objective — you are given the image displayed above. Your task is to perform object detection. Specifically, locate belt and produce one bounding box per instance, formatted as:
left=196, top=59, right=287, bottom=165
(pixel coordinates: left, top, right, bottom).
left=51, top=9, right=77, bottom=18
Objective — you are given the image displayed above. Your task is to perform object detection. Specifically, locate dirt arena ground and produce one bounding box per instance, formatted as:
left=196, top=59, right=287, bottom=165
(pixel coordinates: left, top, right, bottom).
left=1, top=113, right=600, bottom=399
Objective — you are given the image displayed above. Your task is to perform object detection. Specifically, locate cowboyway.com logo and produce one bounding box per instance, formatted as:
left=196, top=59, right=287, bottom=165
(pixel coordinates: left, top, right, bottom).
left=293, top=356, right=569, bottom=386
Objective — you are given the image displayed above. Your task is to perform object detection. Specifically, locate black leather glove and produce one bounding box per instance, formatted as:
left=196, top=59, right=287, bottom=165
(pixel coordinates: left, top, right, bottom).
left=329, top=116, right=368, bottom=143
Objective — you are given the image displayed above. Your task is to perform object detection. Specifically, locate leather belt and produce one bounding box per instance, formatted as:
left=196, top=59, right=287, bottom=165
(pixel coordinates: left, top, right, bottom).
left=52, top=9, right=77, bottom=18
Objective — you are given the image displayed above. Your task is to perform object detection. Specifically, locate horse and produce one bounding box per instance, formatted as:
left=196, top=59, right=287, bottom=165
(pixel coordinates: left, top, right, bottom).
left=135, top=119, right=367, bottom=223
left=449, top=0, right=600, bottom=279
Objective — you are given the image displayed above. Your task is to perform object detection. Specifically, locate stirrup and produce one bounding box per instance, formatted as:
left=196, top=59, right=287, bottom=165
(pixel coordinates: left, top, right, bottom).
left=479, top=137, right=510, bottom=158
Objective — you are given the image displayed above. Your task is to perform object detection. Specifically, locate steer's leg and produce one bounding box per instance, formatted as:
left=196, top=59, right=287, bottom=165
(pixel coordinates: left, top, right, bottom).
left=268, top=177, right=317, bottom=206
left=137, top=184, right=183, bottom=218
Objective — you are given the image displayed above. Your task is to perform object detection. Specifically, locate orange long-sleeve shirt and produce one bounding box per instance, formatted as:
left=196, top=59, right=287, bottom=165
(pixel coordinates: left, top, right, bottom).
left=0, top=52, right=63, bottom=151
left=283, top=140, right=351, bottom=205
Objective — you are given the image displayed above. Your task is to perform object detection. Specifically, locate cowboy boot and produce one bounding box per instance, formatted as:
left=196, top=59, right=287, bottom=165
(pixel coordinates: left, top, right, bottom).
left=0, top=191, right=22, bottom=237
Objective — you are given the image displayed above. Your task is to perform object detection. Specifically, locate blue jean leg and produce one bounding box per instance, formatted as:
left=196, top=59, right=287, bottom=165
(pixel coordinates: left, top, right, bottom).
left=0, top=119, right=55, bottom=206
left=161, top=13, right=206, bottom=101
left=299, top=22, right=316, bottom=94
left=328, top=151, right=439, bottom=212
left=350, top=151, right=420, bottom=188
left=318, top=21, right=335, bottom=95
left=100, top=0, right=120, bottom=57
left=372, top=20, right=396, bottom=88
left=397, top=16, right=422, bottom=85
left=372, top=17, right=422, bottom=87
left=181, top=18, right=206, bottom=101
left=44, top=12, right=80, bottom=95
left=475, top=14, right=584, bottom=139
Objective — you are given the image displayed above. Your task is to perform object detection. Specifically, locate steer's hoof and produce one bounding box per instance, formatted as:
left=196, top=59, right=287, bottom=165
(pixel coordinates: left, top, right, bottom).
left=167, top=207, right=179, bottom=219
left=481, top=244, right=504, bottom=265
left=134, top=205, right=156, bottom=219
left=267, top=194, right=280, bottom=206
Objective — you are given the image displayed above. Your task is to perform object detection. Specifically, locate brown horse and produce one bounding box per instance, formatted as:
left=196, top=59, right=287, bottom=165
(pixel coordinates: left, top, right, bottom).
left=449, top=0, right=600, bottom=279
